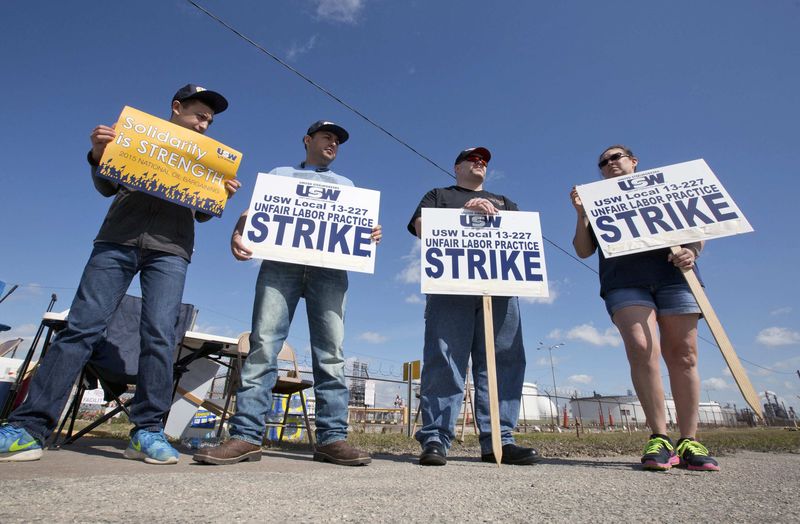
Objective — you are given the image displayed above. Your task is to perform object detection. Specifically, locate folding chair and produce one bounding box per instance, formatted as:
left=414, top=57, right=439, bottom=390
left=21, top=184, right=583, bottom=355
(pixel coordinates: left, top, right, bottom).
left=49, top=294, right=195, bottom=447
left=0, top=295, right=60, bottom=421
left=234, top=332, right=315, bottom=448
left=0, top=281, right=19, bottom=332
left=0, top=338, right=24, bottom=358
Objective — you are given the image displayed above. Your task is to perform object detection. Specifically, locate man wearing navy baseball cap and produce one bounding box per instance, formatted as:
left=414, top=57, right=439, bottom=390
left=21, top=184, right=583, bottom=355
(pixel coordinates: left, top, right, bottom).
left=172, top=83, right=229, bottom=115
left=303, top=120, right=349, bottom=145
left=194, top=120, right=381, bottom=467
left=406, top=146, right=540, bottom=467
left=0, top=84, right=240, bottom=465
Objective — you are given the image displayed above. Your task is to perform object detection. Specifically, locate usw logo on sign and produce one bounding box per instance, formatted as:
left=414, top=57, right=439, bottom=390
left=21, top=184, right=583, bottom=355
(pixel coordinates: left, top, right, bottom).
left=296, top=184, right=341, bottom=201
left=459, top=214, right=503, bottom=228
left=617, top=171, right=664, bottom=191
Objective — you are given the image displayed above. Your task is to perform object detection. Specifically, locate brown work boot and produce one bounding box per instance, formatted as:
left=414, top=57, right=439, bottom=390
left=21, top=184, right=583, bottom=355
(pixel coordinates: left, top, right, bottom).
left=192, top=438, right=262, bottom=465
left=313, top=440, right=371, bottom=466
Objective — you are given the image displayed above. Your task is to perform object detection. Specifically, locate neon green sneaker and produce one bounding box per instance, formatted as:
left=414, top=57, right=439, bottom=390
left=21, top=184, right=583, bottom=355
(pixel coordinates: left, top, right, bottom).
left=640, top=435, right=679, bottom=471
left=0, top=424, right=43, bottom=462
left=676, top=438, right=720, bottom=471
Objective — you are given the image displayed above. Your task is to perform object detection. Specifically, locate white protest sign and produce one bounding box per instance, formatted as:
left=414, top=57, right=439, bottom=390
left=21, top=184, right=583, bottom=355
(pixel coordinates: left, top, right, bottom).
left=79, top=388, right=106, bottom=406
left=420, top=208, right=549, bottom=297
left=576, top=159, right=753, bottom=258
left=242, top=173, right=380, bottom=273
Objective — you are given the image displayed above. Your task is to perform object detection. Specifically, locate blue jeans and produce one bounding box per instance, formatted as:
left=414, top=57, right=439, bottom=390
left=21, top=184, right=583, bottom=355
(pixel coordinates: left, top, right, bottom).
left=415, top=294, right=525, bottom=455
left=10, top=243, right=187, bottom=442
left=229, top=260, right=349, bottom=447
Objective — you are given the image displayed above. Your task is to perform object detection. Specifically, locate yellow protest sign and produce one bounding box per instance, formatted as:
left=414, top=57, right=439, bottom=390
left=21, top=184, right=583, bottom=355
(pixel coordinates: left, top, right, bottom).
left=96, top=106, right=242, bottom=217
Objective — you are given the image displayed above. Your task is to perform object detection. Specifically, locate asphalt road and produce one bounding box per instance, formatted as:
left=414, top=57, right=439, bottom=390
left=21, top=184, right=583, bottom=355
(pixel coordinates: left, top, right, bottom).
left=1, top=439, right=798, bottom=523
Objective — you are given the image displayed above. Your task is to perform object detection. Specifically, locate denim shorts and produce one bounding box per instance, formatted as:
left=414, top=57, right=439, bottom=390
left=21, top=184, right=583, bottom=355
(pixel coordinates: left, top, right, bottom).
left=603, top=283, right=701, bottom=317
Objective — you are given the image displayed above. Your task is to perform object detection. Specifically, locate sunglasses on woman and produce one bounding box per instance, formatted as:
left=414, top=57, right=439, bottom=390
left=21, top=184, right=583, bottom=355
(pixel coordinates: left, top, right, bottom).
left=598, top=152, right=630, bottom=168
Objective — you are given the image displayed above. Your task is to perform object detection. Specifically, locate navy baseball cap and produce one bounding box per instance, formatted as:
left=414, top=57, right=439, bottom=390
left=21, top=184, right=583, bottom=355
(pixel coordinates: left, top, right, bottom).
left=455, top=147, right=491, bottom=165
left=306, top=120, right=349, bottom=144
left=172, top=84, right=228, bottom=114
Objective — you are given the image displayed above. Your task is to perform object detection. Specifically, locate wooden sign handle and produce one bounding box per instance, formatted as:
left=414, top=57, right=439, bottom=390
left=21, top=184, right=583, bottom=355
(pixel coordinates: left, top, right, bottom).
left=671, top=246, right=763, bottom=419
left=482, top=295, right=503, bottom=466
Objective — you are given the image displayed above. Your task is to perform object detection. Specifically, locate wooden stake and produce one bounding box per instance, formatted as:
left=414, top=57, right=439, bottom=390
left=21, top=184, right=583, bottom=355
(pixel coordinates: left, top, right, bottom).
left=482, top=295, right=503, bottom=466
left=671, top=246, right=763, bottom=419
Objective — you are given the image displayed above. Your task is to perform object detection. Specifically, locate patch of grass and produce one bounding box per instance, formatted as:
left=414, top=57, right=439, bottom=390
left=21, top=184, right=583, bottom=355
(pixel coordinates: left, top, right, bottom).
left=511, top=427, right=800, bottom=457
left=71, top=418, right=800, bottom=457
left=66, top=418, right=134, bottom=440
left=342, top=427, right=800, bottom=458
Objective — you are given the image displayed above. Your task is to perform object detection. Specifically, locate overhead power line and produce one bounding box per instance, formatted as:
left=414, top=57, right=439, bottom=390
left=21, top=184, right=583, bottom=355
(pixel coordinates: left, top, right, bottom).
left=184, top=0, right=598, bottom=275
left=697, top=333, right=796, bottom=375
left=187, top=3, right=783, bottom=379
left=185, top=0, right=454, bottom=180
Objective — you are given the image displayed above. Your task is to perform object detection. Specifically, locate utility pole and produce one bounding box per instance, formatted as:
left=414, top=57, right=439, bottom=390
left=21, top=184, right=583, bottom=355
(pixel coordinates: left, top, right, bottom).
left=537, top=341, right=565, bottom=428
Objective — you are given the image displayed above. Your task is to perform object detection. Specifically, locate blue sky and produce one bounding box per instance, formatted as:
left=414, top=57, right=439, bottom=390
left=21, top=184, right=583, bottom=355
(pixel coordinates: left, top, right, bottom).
left=1, top=1, right=798, bottom=413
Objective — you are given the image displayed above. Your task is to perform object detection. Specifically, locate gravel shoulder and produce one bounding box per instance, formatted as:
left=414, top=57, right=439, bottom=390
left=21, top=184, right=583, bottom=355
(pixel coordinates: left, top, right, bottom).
left=2, top=439, right=798, bottom=522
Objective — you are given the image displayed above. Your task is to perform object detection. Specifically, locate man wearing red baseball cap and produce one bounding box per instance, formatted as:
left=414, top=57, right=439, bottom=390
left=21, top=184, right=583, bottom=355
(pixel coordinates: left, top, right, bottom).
left=407, top=146, right=539, bottom=467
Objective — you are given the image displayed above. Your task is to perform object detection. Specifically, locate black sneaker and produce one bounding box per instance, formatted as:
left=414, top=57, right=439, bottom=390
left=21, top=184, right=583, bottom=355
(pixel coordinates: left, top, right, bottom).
left=640, top=435, right=679, bottom=471
left=676, top=438, right=720, bottom=471
left=419, top=442, right=447, bottom=466
left=481, top=444, right=540, bottom=465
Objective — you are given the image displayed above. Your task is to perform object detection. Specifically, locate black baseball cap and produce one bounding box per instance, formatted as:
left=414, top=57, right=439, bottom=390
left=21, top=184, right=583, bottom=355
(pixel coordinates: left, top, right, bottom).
left=305, top=120, right=349, bottom=144
left=172, top=84, right=228, bottom=114
left=455, top=147, right=491, bottom=165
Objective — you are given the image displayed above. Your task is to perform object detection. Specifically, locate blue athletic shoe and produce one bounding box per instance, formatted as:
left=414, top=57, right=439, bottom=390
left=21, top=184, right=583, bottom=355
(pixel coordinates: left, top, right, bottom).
left=0, top=424, right=43, bottom=462
left=124, top=429, right=179, bottom=465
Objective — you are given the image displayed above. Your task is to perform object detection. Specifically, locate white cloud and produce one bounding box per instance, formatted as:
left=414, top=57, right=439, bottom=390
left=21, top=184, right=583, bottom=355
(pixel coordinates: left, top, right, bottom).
left=286, top=35, right=317, bottom=61
left=192, top=323, right=239, bottom=338
left=536, top=356, right=562, bottom=367
left=485, top=169, right=506, bottom=183
left=521, top=280, right=559, bottom=305
left=192, top=322, right=219, bottom=334
left=756, top=326, right=800, bottom=347
left=397, top=239, right=421, bottom=284
left=568, top=374, right=593, bottom=384
left=769, top=355, right=800, bottom=371
left=1, top=283, right=44, bottom=304
left=313, top=0, right=365, bottom=24
left=722, top=367, right=732, bottom=377
left=1, top=323, right=37, bottom=339
left=770, top=307, right=792, bottom=316
left=553, top=323, right=621, bottom=347
left=358, top=331, right=388, bottom=344
left=405, top=293, right=423, bottom=304
left=702, top=377, right=730, bottom=390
